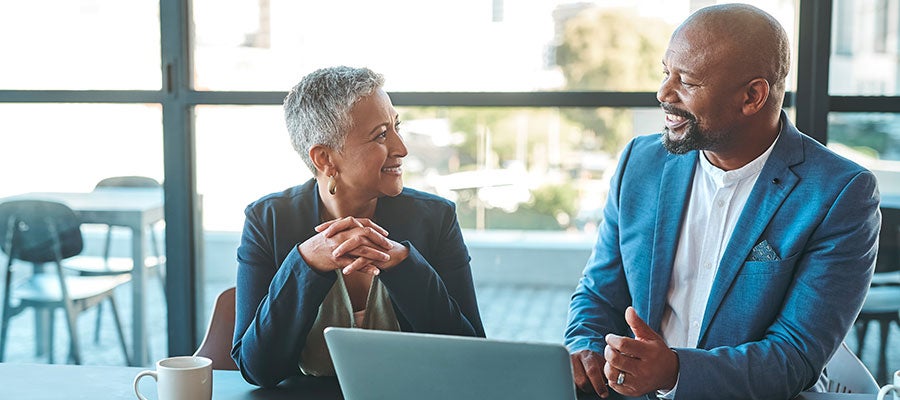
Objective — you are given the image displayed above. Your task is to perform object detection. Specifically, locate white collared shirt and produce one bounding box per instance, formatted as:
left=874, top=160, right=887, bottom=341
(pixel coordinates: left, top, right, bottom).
left=661, top=138, right=777, bottom=348
left=656, top=137, right=778, bottom=399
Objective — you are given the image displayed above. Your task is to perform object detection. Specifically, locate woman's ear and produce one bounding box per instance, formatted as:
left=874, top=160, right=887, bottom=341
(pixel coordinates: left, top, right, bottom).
left=309, top=145, right=336, bottom=177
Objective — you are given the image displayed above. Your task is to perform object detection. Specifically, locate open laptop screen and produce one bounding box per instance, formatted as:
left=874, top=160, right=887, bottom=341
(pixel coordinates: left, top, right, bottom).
left=324, top=327, right=576, bottom=400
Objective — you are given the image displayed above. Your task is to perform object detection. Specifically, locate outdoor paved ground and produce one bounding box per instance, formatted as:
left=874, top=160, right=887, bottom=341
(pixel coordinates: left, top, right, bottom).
left=2, top=279, right=899, bottom=385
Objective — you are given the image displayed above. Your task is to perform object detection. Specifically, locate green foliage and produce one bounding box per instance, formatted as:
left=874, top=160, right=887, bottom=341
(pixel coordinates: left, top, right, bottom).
left=456, top=206, right=563, bottom=230
left=555, top=7, right=673, bottom=152
left=829, top=119, right=896, bottom=158
left=525, top=183, right=578, bottom=223
left=399, top=107, right=585, bottom=171
left=453, top=182, right=580, bottom=231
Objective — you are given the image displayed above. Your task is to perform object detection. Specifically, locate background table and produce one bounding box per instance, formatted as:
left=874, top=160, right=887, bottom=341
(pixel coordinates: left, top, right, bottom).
left=1, top=188, right=163, bottom=366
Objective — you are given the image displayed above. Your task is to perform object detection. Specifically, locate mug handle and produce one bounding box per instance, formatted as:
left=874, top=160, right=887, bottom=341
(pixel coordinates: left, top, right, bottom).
left=879, top=384, right=897, bottom=400
left=133, top=370, right=158, bottom=400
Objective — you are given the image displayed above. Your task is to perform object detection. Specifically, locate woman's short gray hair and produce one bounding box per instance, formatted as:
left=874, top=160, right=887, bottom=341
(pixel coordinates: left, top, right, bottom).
left=283, top=66, right=385, bottom=174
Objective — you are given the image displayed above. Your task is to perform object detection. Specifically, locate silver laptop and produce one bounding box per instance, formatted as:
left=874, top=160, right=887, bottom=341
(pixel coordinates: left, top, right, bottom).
left=324, top=327, right=576, bottom=400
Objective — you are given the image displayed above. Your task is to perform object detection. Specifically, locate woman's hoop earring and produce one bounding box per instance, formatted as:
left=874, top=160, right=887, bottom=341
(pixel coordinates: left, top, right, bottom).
left=327, top=175, right=337, bottom=195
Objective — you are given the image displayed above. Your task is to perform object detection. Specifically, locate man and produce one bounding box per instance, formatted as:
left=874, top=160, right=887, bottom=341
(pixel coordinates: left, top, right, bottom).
left=565, top=4, right=880, bottom=400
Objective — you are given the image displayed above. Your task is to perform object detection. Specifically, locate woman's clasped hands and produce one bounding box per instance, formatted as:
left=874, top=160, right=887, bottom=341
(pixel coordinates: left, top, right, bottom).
left=299, top=216, right=409, bottom=276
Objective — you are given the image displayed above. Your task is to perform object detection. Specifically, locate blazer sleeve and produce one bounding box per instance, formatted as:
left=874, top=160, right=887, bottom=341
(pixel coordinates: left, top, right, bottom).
left=231, top=205, right=336, bottom=388
left=377, top=202, right=486, bottom=338
left=565, top=140, right=637, bottom=354
left=673, top=171, right=880, bottom=399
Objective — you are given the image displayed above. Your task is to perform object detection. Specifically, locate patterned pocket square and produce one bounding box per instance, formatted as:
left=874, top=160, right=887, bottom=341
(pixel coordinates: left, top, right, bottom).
left=749, top=240, right=780, bottom=262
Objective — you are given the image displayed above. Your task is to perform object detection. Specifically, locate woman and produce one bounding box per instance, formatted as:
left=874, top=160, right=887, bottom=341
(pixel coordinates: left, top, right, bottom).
left=232, top=66, right=485, bottom=388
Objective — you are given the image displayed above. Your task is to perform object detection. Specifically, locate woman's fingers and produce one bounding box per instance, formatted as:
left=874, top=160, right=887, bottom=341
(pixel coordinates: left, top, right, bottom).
left=335, top=241, right=390, bottom=263
left=317, top=216, right=363, bottom=236
left=340, top=257, right=381, bottom=276
left=316, top=217, right=389, bottom=237
left=356, top=218, right=389, bottom=236
left=340, top=228, right=392, bottom=253
left=308, top=216, right=396, bottom=274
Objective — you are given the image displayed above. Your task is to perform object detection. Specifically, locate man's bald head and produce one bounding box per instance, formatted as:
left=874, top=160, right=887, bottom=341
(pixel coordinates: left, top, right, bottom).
left=675, top=4, right=790, bottom=108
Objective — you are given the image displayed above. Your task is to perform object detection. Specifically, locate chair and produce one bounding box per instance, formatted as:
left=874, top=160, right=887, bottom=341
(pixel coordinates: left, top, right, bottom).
left=93, top=176, right=165, bottom=269
left=63, top=176, right=166, bottom=344
left=853, top=285, right=900, bottom=384
left=68, top=176, right=165, bottom=278
left=194, top=286, right=238, bottom=370
left=824, top=341, right=879, bottom=393
left=853, top=204, right=900, bottom=384
left=0, top=200, right=131, bottom=365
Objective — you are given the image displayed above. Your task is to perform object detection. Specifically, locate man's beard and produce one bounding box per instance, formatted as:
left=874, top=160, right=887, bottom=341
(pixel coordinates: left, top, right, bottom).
left=660, top=104, right=720, bottom=154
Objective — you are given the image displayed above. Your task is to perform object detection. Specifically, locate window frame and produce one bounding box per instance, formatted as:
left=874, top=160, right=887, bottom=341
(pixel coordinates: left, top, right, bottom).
left=0, top=0, right=895, bottom=357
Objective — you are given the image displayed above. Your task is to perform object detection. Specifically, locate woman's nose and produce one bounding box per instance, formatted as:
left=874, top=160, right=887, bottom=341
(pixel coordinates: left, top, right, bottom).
left=390, top=131, right=408, bottom=158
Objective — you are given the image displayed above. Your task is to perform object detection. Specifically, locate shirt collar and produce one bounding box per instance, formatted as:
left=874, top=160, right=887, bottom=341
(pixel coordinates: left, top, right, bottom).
left=699, top=132, right=781, bottom=187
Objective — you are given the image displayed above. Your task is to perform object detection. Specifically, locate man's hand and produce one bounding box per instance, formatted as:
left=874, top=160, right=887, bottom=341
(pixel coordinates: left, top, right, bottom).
left=603, top=307, right=679, bottom=397
left=570, top=349, right=610, bottom=398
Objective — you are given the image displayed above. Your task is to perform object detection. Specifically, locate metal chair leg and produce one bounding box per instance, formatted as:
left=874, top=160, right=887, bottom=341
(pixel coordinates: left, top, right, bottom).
left=47, top=309, right=55, bottom=364
left=35, top=307, right=49, bottom=357
left=60, top=302, right=81, bottom=365
left=0, top=316, right=8, bottom=362
left=854, top=320, right=869, bottom=357
left=93, top=302, right=103, bottom=344
left=106, top=295, right=132, bottom=366
left=877, top=320, right=890, bottom=384
left=0, top=258, right=14, bottom=362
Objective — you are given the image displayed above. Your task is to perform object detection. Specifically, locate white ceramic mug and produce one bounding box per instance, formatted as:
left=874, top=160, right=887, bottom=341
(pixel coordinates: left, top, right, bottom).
left=133, top=356, right=212, bottom=400
left=878, top=370, right=900, bottom=400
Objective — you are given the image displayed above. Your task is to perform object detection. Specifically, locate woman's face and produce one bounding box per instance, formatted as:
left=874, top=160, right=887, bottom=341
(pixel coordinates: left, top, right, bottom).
left=333, top=88, right=407, bottom=200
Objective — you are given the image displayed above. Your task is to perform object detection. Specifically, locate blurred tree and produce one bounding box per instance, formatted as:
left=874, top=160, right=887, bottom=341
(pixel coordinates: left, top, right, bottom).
left=524, top=182, right=578, bottom=229
left=555, top=7, right=673, bottom=153
left=829, top=118, right=898, bottom=159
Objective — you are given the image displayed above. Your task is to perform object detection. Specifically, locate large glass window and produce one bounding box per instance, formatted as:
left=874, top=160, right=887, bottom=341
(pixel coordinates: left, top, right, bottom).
left=192, top=0, right=797, bottom=94
left=193, top=0, right=800, bottom=346
left=3, top=0, right=829, bottom=369
left=828, top=112, right=900, bottom=195
left=0, top=103, right=166, bottom=365
left=830, top=0, right=900, bottom=95
left=0, top=0, right=160, bottom=90
left=0, top=104, right=164, bottom=196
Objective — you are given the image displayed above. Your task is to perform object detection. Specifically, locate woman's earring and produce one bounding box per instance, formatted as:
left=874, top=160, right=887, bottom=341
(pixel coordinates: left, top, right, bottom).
left=328, top=175, right=337, bottom=195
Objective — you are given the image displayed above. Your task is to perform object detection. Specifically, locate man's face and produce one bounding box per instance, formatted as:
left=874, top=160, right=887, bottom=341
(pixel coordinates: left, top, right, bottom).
left=656, top=27, right=746, bottom=154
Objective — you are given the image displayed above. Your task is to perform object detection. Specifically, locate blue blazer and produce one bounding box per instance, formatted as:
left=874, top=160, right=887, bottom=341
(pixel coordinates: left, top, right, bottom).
left=566, top=115, right=880, bottom=399
left=232, top=179, right=485, bottom=387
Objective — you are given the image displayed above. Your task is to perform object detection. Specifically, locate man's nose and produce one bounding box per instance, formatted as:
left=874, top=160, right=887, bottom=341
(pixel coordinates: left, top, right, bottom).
left=657, top=78, right=677, bottom=104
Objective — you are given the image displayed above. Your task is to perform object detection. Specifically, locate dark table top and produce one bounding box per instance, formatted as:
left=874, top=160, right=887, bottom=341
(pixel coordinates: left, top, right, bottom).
left=0, top=362, right=877, bottom=400
left=2, top=363, right=342, bottom=400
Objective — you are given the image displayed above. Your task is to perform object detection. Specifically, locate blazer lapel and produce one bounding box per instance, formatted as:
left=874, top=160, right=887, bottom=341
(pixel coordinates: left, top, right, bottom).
left=647, top=151, right=697, bottom=332
left=697, top=117, right=805, bottom=344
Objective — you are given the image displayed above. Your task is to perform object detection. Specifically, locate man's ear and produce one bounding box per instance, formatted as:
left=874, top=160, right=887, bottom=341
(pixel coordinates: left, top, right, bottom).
left=309, top=144, right=336, bottom=176
left=742, top=78, right=770, bottom=116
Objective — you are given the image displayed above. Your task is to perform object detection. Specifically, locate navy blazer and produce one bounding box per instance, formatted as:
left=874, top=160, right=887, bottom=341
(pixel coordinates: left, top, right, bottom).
left=566, top=114, right=880, bottom=399
left=233, top=179, right=485, bottom=387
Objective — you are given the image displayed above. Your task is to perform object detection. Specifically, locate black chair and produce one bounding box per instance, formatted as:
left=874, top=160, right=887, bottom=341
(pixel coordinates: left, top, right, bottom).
left=63, top=176, right=165, bottom=344
left=0, top=200, right=131, bottom=364
left=854, top=204, right=900, bottom=384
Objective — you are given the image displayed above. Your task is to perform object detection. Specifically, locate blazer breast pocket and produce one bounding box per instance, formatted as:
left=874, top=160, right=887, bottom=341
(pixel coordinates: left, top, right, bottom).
left=747, top=240, right=780, bottom=262
left=739, top=253, right=799, bottom=276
